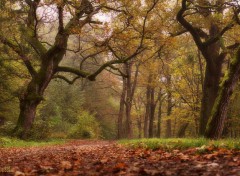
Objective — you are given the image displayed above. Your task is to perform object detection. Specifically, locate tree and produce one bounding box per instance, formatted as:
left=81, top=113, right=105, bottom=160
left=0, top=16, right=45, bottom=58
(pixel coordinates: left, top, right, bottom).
left=113, top=0, right=160, bottom=139
left=205, top=47, right=240, bottom=139
left=0, top=0, right=144, bottom=138
left=177, top=0, right=240, bottom=138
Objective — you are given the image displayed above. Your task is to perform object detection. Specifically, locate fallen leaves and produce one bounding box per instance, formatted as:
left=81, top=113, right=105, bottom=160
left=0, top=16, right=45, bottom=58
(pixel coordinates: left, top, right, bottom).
left=0, top=140, right=239, bottom=176
left=61, top=161, right=72, bottom=170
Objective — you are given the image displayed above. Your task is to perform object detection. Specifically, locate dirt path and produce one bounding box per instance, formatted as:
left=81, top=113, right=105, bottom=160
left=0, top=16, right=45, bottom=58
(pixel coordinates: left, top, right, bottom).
left=0, top=140, right=239, bottom=176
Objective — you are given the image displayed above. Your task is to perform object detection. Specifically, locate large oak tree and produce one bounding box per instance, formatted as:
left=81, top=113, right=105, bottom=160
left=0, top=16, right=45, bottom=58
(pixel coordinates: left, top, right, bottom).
left=177, top=0, right=240, bottom=138
left=0, top=0, right=144, bottom=138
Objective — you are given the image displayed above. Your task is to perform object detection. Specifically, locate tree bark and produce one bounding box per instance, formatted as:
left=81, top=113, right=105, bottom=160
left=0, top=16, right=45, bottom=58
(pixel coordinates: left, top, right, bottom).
left=13, top=64, right=56, bottom=138
left=125, top=62, right=139, bottom=138
left=165, top=75, right=172, bottom=138
left=148, top=87, right=156, bottom=138
left=177, top=0, right=228, bottom=137
left=156, top=92, right=162, bottom=138
left=117, top=78, right=126, bottom=139
left=177, top=123, right=189, bottom=138
left=144, top=101, right=150, bottom=138
left=144, top=74, right=152, bottom=138
left=125, top=62, right=132, bottom=138
left=137, top=115, right=142, bottom=138
left=205, top=48, right=240, bottom=139
left=199, top=63, right=221, bottom=135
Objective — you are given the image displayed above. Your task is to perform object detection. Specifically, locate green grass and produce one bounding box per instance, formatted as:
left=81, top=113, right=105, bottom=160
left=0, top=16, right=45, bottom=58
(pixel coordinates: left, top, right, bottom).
left=119, top=138, right=240, bottom=150
left=0, top=136, right=66, bottom=148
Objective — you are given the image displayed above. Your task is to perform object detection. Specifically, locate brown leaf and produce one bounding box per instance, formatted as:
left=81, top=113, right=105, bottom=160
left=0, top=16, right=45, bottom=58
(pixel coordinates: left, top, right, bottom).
left=61, top=161, right=72, bottom=170
left=14, top=171, right=25, bottom=176
left=115, top=162, right=127, bottom=169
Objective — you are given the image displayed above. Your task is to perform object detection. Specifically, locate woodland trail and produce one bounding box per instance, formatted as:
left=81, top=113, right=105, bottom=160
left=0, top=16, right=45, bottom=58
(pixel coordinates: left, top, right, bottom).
left=0, top=140, right=239, bottom=176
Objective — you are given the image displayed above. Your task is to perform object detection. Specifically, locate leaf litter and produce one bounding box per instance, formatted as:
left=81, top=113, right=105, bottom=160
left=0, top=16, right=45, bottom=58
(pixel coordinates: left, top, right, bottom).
left=0, top=140, right=239, bottom=176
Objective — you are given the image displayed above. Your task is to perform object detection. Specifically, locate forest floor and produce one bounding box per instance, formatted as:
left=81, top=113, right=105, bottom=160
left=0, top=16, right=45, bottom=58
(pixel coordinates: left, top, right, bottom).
left=0, top=140, right=239, bottom=176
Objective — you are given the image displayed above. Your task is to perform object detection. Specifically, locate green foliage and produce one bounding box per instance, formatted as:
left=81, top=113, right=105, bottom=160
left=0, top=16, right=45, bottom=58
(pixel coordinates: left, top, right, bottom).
left=27, top=119, right=52, bottom=140
left=68, top=111, right=101, bottom=139
left=29, top=111, right=72, bottom=140
left=0, top=57, right=23, bottom=123
left=0, top=121, right=15, bottom=135
left=119, top=138, right=240, bottom=150
left=99, top=120, right=116, bottom=139
left=39, top=80, right=85, bottom=124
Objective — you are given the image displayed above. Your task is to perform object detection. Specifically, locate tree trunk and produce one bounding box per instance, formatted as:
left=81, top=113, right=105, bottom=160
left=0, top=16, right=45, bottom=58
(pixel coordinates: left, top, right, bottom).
left=144, top=75, right=152, bottom=138
left=144, top=101, right=149, bottom=138
left=13, top=38, right=67, bottom=138
left=13, top=70, right=54, bottom=138
left=137, top=115, right=142, bottom=138
left=205, top=49, right=240, bottom=139
left=199, top=65, right=220, bottom=135
left=165, top=75, right=172, bottom=138
left=157, top=95, right=162, bottom=138
left=123, top=62, right=139, bottom=138
left=117, top=78, right=126, bottom=139
left=198, top=18, right=226, bottom=136
left=148, top=87, right=156, bottom=138
left=14, top=99, right=39, bottom=139
left=125, top=62, right=133, bottom=138
left=177, top=0, right=226, bottom=137
left=177, top=123, right=189, bottom=138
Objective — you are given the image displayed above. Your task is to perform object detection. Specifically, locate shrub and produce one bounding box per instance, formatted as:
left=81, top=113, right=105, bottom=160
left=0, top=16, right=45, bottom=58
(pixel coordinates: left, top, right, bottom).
left=68, top=111, right=101, bottom=139
left=27, top=119, right=52, bottom=140
left=0, top=121, right=15, bottom=136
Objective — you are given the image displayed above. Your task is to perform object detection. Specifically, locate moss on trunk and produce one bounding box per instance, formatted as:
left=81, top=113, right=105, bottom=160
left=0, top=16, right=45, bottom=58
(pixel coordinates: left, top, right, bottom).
left=205, top=48, right=240, bottom=139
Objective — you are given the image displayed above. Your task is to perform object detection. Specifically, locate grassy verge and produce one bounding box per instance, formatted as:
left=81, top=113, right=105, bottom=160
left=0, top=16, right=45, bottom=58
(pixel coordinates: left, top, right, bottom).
left=0, top=136, right=66, bottom=148
left=119, top=138, right=240, bottom=150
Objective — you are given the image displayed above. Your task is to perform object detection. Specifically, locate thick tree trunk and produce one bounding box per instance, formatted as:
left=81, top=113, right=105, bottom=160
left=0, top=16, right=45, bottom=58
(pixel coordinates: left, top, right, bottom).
left=13, top=73, right=53, bottom=138
left=13, top=45, right=66, bottom=138
left=199, top=22, right=224, bottom=135
left=14, top=99, right=39, bottom=138
left=117, top=78, right=126, bottom=139
left=177, top=1, right=226, bottom=137
left=205, top=49, right=240, bottom=139
left=199, top=65, right=220, bottom=135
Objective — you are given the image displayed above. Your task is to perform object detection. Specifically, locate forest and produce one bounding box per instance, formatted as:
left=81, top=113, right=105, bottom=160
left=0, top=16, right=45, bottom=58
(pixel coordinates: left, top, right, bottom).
left=0, top=0, right=240, bottom=175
